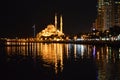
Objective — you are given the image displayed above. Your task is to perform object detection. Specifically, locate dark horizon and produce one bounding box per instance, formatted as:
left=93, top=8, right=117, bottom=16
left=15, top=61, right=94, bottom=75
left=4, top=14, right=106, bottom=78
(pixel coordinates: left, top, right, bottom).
left=1, top=0, right=97, bottom=38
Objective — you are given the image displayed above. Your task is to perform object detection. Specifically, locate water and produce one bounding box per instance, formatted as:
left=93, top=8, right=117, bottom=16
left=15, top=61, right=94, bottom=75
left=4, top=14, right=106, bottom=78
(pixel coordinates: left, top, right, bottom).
left=0, top=42, right=120, bottom=80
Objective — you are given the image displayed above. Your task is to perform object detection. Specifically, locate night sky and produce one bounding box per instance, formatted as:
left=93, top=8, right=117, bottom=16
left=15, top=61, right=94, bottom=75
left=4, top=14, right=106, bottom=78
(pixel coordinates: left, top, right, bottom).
left=1, top=0, right=97, bottom=38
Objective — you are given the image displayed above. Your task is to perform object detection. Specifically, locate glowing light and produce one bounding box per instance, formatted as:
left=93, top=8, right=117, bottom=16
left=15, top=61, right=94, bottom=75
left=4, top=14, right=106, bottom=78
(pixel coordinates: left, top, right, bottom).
left=93, top=46, right=96, bottom=57
left=6, top=46, right=11, bottom=55
left=76, top=45, right=82, bottom=54
left=6, top=42, right=11, bottom=45
left=97, top=52, right=100, bottom=60
left=81, top=45, right=84, bottom=58
left=40, top=43, right=63, bottom=73
left=36, top=24, right=64, bottom=39
left=74, top=44, right=77, bottom=59
left=119, top=53, right=120, bottom=59
left=65, top=44, right=69, bottom=58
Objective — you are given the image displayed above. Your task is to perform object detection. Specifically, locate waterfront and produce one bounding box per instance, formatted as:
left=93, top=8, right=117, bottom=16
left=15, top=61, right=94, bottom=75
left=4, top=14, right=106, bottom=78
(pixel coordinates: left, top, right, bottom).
left=0, top=42, right=120, bottom=80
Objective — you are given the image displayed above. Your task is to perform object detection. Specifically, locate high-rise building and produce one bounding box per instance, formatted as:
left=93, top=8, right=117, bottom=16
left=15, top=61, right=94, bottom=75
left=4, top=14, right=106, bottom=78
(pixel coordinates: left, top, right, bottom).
left=104, top=0, right=114, bottom=30
left=95, top=0, right=105, bottom=31
left=114, top=0, right=120, bottom=26
left=95, top=0, right=120, bottom=32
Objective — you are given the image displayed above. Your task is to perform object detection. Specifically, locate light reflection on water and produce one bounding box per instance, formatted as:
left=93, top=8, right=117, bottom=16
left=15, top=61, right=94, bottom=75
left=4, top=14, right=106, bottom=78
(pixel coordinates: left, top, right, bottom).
left=5, top=42, right=120, bottom=80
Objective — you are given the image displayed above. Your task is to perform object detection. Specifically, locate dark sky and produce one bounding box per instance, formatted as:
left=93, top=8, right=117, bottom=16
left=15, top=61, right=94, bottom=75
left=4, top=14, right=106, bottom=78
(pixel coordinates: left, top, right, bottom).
left=0, top=0, right=97, bottom=38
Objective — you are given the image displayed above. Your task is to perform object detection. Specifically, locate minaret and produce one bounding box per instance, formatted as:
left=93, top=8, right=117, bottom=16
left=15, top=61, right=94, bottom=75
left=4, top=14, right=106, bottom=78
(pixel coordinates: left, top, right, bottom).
left=55, top=13, right=57, bottom=29
left=60, top=15, right=63, bottom=33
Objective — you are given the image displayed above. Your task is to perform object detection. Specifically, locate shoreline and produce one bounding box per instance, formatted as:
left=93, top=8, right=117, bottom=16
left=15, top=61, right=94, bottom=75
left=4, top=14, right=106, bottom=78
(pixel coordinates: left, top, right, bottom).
left=1, top=39, right=120, bottom=46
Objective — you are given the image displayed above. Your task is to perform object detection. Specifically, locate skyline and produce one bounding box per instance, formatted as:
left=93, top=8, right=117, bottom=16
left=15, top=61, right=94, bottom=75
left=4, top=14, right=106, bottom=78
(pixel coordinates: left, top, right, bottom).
left=1, top=0, right=97, bottom=38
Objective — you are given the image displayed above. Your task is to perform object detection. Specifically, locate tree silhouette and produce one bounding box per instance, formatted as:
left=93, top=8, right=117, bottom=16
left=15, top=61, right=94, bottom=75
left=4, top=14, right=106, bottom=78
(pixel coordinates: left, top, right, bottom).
left=109, top=25, right=120, bottom=36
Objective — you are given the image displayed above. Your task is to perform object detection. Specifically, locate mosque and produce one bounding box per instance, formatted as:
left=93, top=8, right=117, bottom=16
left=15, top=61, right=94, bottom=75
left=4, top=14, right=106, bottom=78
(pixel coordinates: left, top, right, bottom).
left=36, top=14, right=64, bottom=40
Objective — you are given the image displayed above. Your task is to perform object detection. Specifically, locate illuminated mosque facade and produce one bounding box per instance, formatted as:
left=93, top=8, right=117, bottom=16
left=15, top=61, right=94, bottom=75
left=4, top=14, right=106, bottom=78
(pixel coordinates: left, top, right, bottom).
left=36, top=14, right=64, bottom=40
